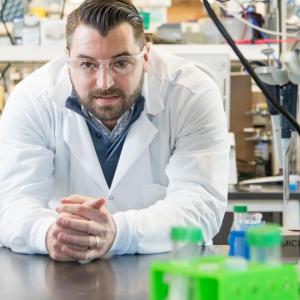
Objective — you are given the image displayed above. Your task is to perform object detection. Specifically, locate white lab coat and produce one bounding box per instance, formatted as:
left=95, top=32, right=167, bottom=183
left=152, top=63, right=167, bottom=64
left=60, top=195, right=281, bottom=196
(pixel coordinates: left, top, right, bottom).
left=0, top=46, right=229, bottom=255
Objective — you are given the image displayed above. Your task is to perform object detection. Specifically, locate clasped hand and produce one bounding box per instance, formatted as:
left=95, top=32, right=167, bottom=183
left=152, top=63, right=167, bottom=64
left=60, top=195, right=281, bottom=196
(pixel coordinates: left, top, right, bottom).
left=46, top=195, right=116, bottom=262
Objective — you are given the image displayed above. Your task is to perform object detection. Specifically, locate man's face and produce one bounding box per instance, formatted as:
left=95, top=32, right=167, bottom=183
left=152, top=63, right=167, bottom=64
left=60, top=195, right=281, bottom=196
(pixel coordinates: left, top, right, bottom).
left=68, top=23, right=149, bottom=128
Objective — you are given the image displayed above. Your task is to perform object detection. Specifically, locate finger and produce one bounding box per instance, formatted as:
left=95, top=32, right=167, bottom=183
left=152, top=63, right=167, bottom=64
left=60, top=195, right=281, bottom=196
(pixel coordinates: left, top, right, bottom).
left=54, top=210, right=87, bottom=220
left=86, top=198, right=105, bottom=209
left=60, top=198, right=85, bottom=204
left=50, top=251, right=78, bottom=262
left=60, top=194, right=94, bottom=204
left=54, top=222, right=87, bottom=237
left=50, top=240, right=82, bottom=262
left=57, top=231, right=95, bottom=248
left=55, top=229, right=89, bottom=250
left=61, top=245, right=98, bottom=261
left=64, top=243, right=88, bottom=251
left=47, top=222, right=88, bottom=262
left=56, top=204, right=100, bottom=221
left=69, top=245, right=88, bottom=251
left=57, top=216, right=99, bottom=235
left=58, top=198, right=105, bottom=212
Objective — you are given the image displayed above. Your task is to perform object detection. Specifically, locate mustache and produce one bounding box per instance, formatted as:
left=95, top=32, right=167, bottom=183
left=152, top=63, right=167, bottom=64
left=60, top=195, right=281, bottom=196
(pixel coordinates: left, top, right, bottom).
left=89, top=87, right=124, bottom=98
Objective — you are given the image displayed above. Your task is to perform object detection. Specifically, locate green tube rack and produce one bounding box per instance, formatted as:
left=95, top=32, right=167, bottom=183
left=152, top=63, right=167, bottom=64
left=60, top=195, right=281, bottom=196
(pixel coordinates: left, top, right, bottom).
left=150, top=256, right=298, bottom=300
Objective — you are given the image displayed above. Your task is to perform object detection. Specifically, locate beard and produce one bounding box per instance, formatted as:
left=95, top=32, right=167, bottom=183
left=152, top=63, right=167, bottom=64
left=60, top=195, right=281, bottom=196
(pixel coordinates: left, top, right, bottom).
left=73, top=74, right=144, bottom=123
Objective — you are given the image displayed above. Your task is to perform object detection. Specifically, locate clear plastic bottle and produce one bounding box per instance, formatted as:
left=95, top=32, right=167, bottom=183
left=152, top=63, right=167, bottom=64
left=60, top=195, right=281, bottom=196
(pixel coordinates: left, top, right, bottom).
left=246, top=224, right=281, bottom=265
left=171, top=226, right=202, bottom=260
left=228, top=205, right=247, bottom=257
left=12, top=17, right=24, bottom=45
left=166, top=226, right=203, bottom=300
left=242, top=212, right=263, bottom=229
left=241, top=212, right=264, bottom=259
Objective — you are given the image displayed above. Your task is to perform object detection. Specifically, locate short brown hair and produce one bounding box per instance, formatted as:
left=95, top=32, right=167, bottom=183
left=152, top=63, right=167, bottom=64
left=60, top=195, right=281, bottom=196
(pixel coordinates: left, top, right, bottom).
left=66, top=0, right=144, bottom=49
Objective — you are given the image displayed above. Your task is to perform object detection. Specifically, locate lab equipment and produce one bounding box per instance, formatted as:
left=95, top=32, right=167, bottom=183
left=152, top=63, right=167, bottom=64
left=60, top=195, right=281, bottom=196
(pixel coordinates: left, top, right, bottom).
left=242, top=212, right=263, bottom=229
left=150, top=255, right=298, bottom=300
left=166, top=227, right=203, bottom=300
left=28, top=0, right=46, bottom=18
left=170, top=226, right=203, bottom=260
left=228, top=205, right=247, bottom=258
left=133, top=0, right=171, bottom=32
left=12, top=17, right=24, bottom=45
left=231, top=205, right=248, bottom=230
left=228, top=206, right=264, bottom=259
left=202, top=0, right=300, bottom=134
left=150, top=221, right=296, bottom=300
left=247, top=224, right=282, bottom=265
left=254, top=64, right=297, bottom=169
left=254, top=65, right=285, bottom=169
left=22, top=15, right=40, bottom=46
left=202, top=0, right=300, bottom=229
left=254, top=63, right=298, bottom=228
left=289, top=177, right=298, bottom=192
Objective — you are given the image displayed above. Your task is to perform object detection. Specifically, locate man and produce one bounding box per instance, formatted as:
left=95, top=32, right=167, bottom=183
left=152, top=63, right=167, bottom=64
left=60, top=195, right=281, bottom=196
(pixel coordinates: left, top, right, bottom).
left=0, top=0, right=229, bottom=262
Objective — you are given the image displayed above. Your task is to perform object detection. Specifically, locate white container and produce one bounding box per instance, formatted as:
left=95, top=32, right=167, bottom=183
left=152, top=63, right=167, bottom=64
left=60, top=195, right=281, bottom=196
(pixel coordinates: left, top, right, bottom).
left=22, top=15, right=40, bottom=46
left=40, top=19, right=66, bottom=46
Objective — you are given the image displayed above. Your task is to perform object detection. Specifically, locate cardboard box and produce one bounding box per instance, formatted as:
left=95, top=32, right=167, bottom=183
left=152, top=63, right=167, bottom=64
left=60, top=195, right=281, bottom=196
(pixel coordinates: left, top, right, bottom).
left=281, top=228, right=300, bottom=260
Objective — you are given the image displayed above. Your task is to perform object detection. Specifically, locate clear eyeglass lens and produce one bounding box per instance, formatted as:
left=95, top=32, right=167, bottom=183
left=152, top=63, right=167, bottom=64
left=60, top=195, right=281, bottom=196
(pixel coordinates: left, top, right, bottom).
left=69, top=54, right=142, bottom=76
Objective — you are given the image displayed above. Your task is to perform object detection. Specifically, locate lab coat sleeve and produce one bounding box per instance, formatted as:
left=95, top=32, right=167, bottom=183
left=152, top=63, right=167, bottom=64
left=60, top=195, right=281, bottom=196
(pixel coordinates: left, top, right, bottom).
left=109, top=80, right=229, bottom=255
left=0, top=85, right=57, bottom=254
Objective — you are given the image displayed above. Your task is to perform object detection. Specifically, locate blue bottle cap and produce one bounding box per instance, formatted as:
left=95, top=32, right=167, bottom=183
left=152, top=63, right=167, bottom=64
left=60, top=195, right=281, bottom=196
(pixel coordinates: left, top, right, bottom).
left=289, top=182, right=297, bottom=192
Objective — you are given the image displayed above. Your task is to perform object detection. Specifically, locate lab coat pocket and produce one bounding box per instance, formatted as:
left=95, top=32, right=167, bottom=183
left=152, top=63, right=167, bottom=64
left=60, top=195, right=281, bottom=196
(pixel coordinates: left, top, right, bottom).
left=142, top=183, right=166, bottom=207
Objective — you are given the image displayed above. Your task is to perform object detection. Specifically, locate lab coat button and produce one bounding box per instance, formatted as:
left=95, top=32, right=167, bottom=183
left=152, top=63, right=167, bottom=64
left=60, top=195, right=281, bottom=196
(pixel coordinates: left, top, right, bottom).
left=108, top=195, right=114, bottom=200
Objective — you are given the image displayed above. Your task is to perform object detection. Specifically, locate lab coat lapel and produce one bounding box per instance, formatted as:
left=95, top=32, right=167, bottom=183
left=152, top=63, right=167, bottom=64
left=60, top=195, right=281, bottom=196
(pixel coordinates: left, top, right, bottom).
left=63, top=112, right=109, bottom=194
left=110, top=62, right=164, bottom=191
left=110, top=112, right=158, bottom=190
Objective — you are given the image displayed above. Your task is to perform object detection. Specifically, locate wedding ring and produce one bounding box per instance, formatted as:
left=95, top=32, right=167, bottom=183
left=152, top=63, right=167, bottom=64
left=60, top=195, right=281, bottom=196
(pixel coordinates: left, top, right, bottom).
left=89, top=235, right=100, bottom=249
left=95, top=236, right=101, bottom=247
left=89, top=235, right=96, bottom=248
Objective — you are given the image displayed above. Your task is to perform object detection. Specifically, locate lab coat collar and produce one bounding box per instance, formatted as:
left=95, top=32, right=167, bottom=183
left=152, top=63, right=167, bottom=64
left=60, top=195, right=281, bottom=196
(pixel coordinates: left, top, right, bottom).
left=142, top=70, right=164, bottom=116
left=47, top=58, right=72, bottom=108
